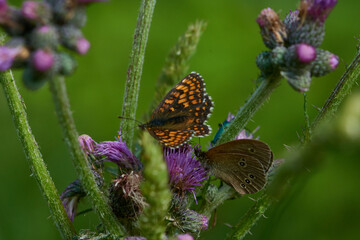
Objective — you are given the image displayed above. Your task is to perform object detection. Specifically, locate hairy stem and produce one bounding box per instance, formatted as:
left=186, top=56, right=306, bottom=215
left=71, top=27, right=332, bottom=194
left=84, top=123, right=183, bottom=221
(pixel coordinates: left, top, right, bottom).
left=121, top=0, right=156, bottom=150
left=303, top=93, right=311, bottom=143
left=217, top=73, right=282, bottom=145
left=226, top=194, right=272, bottom=240
left=0, top=71, right=75, bottom=239
left=199, top=185, right=238, bottom=218
left=49, top=77, right=124, bottom=238
left=139, top=132, right=171, bottom=240
left=311, top=50, right=360, bottom=129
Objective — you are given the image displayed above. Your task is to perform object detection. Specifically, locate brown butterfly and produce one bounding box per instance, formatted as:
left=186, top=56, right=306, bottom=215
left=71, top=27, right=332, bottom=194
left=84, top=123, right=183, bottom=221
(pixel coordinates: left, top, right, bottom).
left=195, top=139, right=273, bottom=194
left=139, top=72, right=213, bottom=148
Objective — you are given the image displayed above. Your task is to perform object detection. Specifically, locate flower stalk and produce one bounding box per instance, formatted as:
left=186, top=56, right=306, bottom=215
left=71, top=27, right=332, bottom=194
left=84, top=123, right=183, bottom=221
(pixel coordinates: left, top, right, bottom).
left=0, top=70, right=75, bottom=239
left=311, top=48, right=360, bottom=130
left=49, top=76, right=125, bottom=238
left=121, top=0, right=157, bottom=150
left=138, top=132, right=171, bottom=240
left=216, top=73, right=282, bottom=145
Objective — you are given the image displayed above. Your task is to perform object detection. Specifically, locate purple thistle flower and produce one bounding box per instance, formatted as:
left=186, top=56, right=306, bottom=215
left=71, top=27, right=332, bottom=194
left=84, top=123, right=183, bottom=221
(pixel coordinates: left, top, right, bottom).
left=296, top=43, right=316, bottom=63
left=304, top=0, right=337, bottom=22
left=76, top=37, right=90, bottom=55
left=32, top=49, right=54, bottom=72
left=165, top=146, right=209, bottom=201
left=177, top=234, right=194, bottom=240
left=78, top=134, right=96, bottom=155
left=95, top=132, right=142, bottom=171
left=0, top=46, right=20, bottom=71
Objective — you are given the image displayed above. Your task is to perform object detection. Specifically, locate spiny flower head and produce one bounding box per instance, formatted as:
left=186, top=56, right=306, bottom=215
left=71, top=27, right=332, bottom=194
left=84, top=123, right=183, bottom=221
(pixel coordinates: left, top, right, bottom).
left=301, top=0, right=337, bottom=22
left=78, top=134, right=96, bottom=155
left=256, top=8, right=287, bottom=49
left=165, top=145, right=209, bottom=200
left=95, top=132, right=143, bottom=171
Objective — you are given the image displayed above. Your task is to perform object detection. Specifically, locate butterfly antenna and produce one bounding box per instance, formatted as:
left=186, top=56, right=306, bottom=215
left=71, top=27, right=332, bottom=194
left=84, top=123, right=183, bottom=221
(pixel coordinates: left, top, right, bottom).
left=118, top=116, right=143, bottom=125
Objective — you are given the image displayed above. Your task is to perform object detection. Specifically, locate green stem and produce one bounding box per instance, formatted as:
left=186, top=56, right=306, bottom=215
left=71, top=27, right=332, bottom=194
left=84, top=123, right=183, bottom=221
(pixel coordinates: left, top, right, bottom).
left=121, top=0, right=157, bottom=150
left=303, top=93, right=311, bottom=143
left=199, top=185, right=238, bottom=218
left=217, top=73, right=282, bottom=145
left=49, top=77, right=124, bottom=238
left=0, top=71, right=75, bottom=240
left=311, top=50, right=360, bottom=130
left=139, top=132, right=171, bottom=240
left=226, top=194, right=272, bottom=240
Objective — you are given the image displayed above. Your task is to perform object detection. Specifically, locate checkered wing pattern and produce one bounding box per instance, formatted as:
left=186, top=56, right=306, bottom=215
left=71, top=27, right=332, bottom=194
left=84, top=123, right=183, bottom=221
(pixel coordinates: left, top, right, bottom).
left=145, top=72, right=213, bottom=147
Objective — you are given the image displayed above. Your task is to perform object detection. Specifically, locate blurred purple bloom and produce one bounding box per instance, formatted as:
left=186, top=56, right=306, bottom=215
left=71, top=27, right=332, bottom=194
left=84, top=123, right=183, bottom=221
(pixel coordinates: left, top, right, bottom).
left=32, top=49, right=54, bottom=72
left=235, top=127, right=259, bottom=140
left=76, top=37, right=90, bottom=55
left=329, top=54, right=339, bottom=69
left=296, top=43, right=316, bottom=63
left=21, top=1, right=39, bottom=20
left=124, top=237, right=146, bottom=240
left=0, top=0, right=8, bottom=14
left=78, top=134, right=96, bottom=155
left=305, top=0, right=337, bottom=22
left=95, top=132, right=142, bottom=171
left=38, top=25, right=51, bottom=33
left=165, top=146, right=209, bottom=201
left=177, top=234, right=193, bottom=240
left=0, top=46, right=20, bottom=71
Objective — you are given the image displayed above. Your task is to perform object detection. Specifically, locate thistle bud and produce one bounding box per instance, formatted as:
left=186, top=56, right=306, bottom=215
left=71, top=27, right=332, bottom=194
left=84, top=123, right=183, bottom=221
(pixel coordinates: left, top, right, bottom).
left=257, top=8, right=287, bottom=49
left=271, top=46, right=287, bottom=67
left=284, top=44, right=316, bottom=68
left=69, top=6, right=87, bottom=28
left=310, top=49, right=339, bottom=77
left=32, top=49, right=55, bottom=72
left=59, top=25, right=90, bottom=54
left=57, top=52, right=77, bottom=76
left=21, top=1, right=51, bottom=24
left=256, top=51, right=274, bottom=74
left=30, top=25, right=59, bottom=49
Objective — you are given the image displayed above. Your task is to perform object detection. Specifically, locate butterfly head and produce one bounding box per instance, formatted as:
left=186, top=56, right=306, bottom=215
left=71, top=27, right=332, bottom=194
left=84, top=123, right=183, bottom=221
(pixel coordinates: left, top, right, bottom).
left=194, top=146, right=207, bottom=161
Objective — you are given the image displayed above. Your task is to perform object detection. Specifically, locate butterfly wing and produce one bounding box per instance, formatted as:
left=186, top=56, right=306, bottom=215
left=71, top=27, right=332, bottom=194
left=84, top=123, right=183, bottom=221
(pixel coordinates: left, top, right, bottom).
left=148, top=129, right=194, bottom=148
left=146, top=72, right=213, bottom=147
left=205, top=139, right=273, bottom=194
left=152, top=72, right=207, bottom=117
left=206, top=152, right=267, bottom=194
left=210, top=139, right=273, bottom=172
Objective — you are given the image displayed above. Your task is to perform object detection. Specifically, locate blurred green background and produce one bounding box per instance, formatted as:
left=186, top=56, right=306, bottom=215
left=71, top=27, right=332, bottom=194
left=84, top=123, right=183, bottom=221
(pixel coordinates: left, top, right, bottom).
left=1, top=0, right=360, bottom=239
